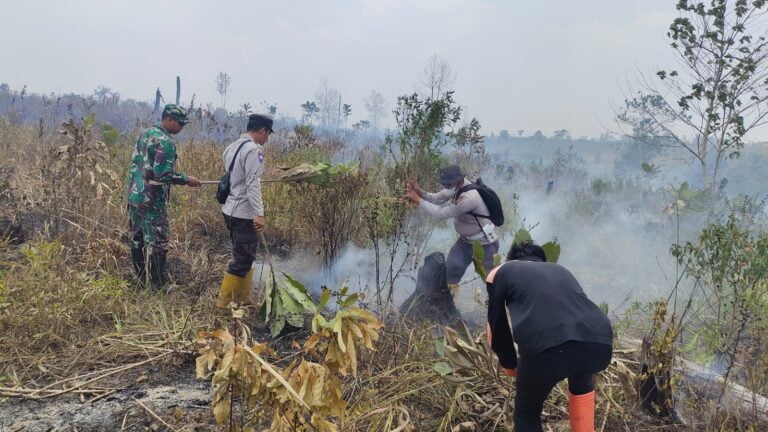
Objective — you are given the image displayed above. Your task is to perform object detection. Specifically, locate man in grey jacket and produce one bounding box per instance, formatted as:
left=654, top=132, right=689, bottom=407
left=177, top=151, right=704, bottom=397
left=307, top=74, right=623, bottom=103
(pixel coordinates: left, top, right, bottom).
left=216, top=114, right=272, bottom=308
left=405, top=165, right=499, bottom=296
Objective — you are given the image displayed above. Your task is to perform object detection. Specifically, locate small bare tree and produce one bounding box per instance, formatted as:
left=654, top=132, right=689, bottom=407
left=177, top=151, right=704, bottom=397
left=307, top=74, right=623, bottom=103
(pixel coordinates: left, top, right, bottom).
left=364, top=91, right=387, bottom=131
left=419, top=53, right=457, bottom=99
left=215, top=72, right=231, bottom=109
left=314, top=78, right=341, bottom=128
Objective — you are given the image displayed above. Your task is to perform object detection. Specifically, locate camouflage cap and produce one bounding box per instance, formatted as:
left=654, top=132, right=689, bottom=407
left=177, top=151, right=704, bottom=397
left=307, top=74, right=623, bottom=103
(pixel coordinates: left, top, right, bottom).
left=162, top=104, right=189, bottom=125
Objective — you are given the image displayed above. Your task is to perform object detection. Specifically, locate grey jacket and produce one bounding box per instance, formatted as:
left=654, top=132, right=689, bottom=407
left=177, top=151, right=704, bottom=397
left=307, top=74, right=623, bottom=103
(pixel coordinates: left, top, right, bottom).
left=418, top=179, right=497, bottom=245
left=221, top=134, right=265, bottom=219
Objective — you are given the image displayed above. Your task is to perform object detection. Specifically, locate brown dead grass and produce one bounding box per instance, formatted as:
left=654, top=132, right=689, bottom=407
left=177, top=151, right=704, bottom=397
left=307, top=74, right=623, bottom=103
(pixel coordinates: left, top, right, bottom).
left=0, top=120, right=765, bottom=431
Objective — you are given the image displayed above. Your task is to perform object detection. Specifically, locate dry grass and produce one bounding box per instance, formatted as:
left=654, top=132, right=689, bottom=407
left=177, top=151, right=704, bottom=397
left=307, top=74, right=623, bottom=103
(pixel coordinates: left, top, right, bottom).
left=0, top=120, right=766, bottom=431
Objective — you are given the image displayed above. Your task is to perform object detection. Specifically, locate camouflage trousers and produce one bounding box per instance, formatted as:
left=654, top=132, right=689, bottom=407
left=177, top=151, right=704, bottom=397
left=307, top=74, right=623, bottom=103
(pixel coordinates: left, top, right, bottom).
left=128, top=206, right=169, bottom=254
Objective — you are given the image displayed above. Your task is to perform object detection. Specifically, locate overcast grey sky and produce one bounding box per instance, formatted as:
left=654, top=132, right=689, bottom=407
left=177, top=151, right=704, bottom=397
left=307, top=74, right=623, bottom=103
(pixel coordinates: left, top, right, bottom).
left=0, top=0, right=680, bottom=137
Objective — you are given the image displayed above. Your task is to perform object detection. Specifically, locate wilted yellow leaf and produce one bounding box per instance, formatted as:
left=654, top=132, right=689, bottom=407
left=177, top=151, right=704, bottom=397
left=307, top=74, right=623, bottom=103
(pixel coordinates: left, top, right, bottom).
left=346, top=329, right=357, bottom=377
left=242, top=345, right=310, bottom=411
left=345, top=319, right=363, bottom=339
left=211, top=328, right=234, bottom=344
left=311, top=414, right=339, bottom=432
left=214, top=346, right=235, bottom=382
left=311, top=366, right=326, bottom=408
left=346, top=307, right=380, bottom=324
left=195, top=330, right=209, bottom=344
left=213, top=395, right=230, bottom=424
left=195, top=348, right=218, bottom=379
left=304, top=333, right=322, bottom=352
left=336, top=326, right=347, bottom=353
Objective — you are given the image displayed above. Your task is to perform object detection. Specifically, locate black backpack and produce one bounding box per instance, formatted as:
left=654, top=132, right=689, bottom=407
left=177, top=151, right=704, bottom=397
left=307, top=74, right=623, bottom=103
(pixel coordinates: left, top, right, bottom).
left=458, top=178, right=504, bottom=226
left=216, top=138, right=250, bottom=204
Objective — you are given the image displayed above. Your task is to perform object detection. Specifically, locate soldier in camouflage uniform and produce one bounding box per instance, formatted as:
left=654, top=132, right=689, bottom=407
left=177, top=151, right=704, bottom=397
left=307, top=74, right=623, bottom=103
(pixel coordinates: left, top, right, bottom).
left=126, top=104, right=201, bottom=287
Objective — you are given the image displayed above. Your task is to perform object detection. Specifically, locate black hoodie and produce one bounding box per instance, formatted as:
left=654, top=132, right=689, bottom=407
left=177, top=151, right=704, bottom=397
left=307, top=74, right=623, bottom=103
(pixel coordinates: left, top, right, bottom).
left=486, top=259, right=613, bottom=369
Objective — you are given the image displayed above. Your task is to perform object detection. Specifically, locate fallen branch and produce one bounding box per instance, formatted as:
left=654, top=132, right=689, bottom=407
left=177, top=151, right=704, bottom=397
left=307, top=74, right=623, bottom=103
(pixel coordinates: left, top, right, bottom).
left=0, top=387, right=119, bottom=397
left=133, top=397, right=178, bottom=432
left=620, top=337, right=768, bottom=422
left=86, top=389, right=119, bottom=404
left=0, top=351, right=173, bottom=400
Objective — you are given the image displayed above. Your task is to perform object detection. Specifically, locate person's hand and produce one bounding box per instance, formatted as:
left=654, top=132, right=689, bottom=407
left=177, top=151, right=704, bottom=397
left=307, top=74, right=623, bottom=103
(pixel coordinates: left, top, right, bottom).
left=406, top=179, right=421, bottom=194
left=486, top=323, right=493, bottom=346
left=187, top=176, right=202, bottom=187
left=405, top=189, right=422, bottom=204
left=254, top=216, right=265, bottom=232
left=503, top=368, right=517, bottom=377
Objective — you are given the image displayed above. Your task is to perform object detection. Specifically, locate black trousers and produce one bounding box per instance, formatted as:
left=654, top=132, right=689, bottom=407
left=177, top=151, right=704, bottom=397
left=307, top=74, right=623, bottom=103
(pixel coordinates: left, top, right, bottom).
left=514, top=341, right=612, bottom=432
left=223, top=214, right=258, bottom=277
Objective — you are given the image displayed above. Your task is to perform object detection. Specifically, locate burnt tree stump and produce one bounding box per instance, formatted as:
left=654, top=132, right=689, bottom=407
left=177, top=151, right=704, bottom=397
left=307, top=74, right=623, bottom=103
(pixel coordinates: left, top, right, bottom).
left=400, top=252, right=461, bottom=325
left=0, top=218, right=25, bottom=245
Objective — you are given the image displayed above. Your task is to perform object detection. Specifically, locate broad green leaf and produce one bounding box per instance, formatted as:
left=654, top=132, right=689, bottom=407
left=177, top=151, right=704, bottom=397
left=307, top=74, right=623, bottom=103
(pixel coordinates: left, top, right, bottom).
left=281, top=272, right=318, bottom=314
left=338, top=292, right=359, bottom=309
left=513, top=228, right=532, bottom=246
left=270, top=315, right=286, bottom=338
left=435, top=339, right=446, bottom=357
left=432, top=361, right=454, bottom=376
left=541, top=241, right=561, bottom=263
left=471, top=240, right=487, bottom=279
left=278, top=284, right=305, bottom=315
left=285, top=311, right=305, bottom=328
left=456, top=320, right=476, bottom=348
left=257, top=301, right=268, bottom=321
left=259, top=273, right=275, bottom=321
left=318, top=287, right=331, bottom=310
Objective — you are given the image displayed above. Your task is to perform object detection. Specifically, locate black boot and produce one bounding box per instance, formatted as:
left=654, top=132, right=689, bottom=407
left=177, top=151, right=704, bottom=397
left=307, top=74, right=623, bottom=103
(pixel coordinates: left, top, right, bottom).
left=131, top=246, right=146, bottom=280
left=149, top=251, right=169, bottom=290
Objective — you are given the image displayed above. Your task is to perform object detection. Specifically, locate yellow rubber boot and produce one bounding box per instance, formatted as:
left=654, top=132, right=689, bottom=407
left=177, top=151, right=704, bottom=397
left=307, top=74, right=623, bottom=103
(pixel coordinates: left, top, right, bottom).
left=448, top=283, right=460, bottom=297
left=568, top=390, right=596, bottom=432
left=233, top=268, right=254, bottom=306
left=216, top=272, right=242, bottom=309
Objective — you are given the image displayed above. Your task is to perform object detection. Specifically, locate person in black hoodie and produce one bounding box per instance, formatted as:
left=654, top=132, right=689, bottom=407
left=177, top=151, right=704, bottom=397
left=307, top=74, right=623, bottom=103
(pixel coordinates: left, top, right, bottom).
left=485, top=242, right=613, bottom=432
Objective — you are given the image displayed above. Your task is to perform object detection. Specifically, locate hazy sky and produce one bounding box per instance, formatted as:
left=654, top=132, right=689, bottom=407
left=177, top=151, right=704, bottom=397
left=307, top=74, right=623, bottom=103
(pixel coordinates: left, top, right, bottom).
left=0, top=0, right=680, bottom=137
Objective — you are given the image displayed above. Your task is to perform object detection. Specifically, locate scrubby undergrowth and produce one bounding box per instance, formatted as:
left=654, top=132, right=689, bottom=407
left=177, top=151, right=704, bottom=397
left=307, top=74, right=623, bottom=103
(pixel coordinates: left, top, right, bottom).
left=0, top=114, right=766, bottom=431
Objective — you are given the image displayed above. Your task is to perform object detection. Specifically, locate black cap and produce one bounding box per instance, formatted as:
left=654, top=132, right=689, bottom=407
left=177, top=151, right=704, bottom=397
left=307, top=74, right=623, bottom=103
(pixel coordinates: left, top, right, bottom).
left=438, top=165, right=464, bottom=186
left=247, top=114, right=274, bottom=133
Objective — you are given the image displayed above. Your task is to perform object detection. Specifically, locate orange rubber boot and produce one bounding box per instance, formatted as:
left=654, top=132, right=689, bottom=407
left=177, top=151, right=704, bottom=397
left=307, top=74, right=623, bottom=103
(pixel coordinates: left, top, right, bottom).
left=568, top=390, right=595, bottom=432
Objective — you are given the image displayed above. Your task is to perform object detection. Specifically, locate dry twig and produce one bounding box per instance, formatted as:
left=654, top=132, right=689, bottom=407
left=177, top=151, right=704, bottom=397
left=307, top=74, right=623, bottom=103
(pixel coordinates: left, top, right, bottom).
left=133, top=396, right=178, bottom=431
